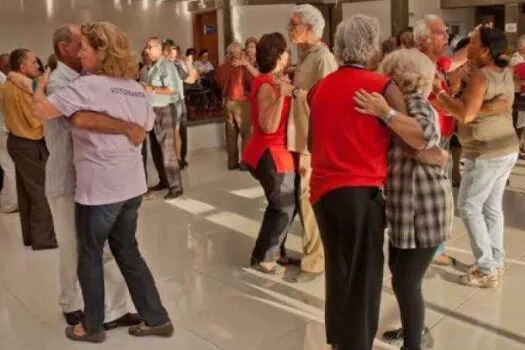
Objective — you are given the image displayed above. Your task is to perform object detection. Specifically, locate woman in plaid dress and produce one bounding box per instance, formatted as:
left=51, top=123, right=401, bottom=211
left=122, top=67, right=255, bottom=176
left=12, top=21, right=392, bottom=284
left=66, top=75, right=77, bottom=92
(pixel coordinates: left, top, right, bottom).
left=355, top=48, right=453, bottom=350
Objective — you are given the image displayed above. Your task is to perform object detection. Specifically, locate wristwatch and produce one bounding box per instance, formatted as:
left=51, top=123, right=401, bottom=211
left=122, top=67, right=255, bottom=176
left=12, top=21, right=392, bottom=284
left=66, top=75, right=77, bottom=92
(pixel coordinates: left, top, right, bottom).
left=292, top=87, right=300, bottom=99
left=381, top=109, right=397, bottom=124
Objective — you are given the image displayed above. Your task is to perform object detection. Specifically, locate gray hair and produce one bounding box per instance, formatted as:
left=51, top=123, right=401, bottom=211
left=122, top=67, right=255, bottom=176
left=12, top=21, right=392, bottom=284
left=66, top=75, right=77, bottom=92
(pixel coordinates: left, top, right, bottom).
left=334, top=14, right=380, bottom=65
left=52, top=25, right=75, bottom=57
left=293, top=4, right=325, bottom=38
left=379, top=48, right=436, bottom=97
left=227, top=41, right=242, bottom=54
left=518, top=35, right=525, bottom=49
left=413, top=14, right=442, bottom=46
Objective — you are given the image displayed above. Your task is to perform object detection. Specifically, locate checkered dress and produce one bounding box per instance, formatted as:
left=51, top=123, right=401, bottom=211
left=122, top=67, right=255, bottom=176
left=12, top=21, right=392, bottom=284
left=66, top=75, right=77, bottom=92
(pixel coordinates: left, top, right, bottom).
left=386, top=93, right=454, bottom=249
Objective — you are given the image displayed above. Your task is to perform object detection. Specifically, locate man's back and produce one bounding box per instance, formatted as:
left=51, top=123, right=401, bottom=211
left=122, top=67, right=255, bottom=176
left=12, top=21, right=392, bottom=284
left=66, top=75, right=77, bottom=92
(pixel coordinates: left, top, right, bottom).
left=0, top=79, right=43, bottom=140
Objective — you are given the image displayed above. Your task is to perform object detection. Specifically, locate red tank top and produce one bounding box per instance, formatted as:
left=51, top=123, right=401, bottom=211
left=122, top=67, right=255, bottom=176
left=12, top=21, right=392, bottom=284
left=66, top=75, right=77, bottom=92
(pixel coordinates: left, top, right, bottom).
left=242, top=75, right=294, bottom=173
left=308, top=66, right=391, bottom=204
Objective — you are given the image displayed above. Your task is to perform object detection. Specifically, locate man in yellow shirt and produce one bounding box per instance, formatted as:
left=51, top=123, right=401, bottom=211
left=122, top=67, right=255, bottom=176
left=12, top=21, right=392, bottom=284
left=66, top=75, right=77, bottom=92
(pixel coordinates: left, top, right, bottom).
left=0, top=48, right=56, bottom=250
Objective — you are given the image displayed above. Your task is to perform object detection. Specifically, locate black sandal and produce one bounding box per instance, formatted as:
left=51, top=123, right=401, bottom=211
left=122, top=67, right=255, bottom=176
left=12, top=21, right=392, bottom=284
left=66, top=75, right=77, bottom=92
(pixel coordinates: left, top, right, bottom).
left=65, top=324, right=105, bottom=343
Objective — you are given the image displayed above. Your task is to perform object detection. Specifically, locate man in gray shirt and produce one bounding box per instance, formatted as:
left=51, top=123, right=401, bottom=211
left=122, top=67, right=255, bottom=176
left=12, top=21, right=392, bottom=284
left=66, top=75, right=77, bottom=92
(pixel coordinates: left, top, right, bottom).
left=141, top=37, right=184, bottom=199
left=45, top=24, right=142, bottom=329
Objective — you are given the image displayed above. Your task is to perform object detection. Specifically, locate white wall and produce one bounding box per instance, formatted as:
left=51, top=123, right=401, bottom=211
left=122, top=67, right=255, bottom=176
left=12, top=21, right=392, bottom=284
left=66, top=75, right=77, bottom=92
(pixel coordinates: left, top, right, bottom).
left=342, top=0, right=392, bottom=39
left=409, top=0, right=475, bottom=36
left=231, top=4, right=299, bottom=62
left=0, top=0, right=192, bottom=61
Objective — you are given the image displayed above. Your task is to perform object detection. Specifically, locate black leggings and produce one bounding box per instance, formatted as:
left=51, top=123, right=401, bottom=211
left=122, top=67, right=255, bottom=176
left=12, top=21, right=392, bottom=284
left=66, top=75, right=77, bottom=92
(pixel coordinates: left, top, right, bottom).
left=389, top=244, right=438, bottom=350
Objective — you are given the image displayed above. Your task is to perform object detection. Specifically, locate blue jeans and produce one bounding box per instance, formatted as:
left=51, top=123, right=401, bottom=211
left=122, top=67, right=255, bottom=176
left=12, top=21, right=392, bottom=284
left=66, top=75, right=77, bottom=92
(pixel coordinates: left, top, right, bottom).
left=457, top=153, right=518, bottom=274
left=75, top=195, right=169, bottom=333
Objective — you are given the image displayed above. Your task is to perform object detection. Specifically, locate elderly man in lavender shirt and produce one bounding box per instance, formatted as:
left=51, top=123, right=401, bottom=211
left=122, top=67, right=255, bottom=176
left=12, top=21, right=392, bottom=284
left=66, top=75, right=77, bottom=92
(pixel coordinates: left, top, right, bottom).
left=33, top=22, right=172, bottom=343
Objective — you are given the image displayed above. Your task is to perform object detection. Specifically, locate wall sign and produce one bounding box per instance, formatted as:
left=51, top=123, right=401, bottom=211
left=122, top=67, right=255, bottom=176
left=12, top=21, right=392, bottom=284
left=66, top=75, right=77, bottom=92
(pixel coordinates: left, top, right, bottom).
left=505, top=22, right=517, bottom=33
left=203, top=25, right=217, bottom=34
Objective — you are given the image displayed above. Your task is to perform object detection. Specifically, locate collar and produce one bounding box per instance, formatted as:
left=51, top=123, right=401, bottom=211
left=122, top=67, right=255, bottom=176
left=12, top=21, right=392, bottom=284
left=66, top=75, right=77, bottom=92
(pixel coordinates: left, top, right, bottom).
left=7, top=71, right=33, bottom=94
left=0, top=71, right=6, bottom=83
left=152, top=58, right=166, bottom=69
left=305, top=40, right=324, bottom=53
left=56, top=61, right=80, bottom=82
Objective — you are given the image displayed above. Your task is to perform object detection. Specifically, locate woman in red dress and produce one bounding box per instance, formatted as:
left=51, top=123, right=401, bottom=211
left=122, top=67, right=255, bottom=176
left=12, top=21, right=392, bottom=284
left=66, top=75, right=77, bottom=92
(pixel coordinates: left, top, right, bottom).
left=242, top=32, right=296, bottom=274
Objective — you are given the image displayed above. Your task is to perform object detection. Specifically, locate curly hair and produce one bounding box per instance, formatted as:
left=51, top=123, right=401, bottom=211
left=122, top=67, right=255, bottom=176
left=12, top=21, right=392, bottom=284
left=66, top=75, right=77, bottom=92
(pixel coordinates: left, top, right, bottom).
left=256, top=32, right=287, bottom=74
left=81, top=21, right=138, bottom=79
left=334, top=14, right=380, bottom=66
left=379, top=48, right=436, bottom=97
left=245, top=36, right=258, bottom=48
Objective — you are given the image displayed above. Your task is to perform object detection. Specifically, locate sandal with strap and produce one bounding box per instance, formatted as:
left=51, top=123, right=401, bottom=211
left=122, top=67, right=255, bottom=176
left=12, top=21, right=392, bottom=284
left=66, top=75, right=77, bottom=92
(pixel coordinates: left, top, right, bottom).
left=65, top=324, right=106, bottom=343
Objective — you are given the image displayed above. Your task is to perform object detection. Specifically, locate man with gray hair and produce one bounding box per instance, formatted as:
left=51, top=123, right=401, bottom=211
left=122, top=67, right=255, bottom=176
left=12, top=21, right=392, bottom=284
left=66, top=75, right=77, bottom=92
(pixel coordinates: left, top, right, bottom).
left=284, top=4, right=338, bottom=283
left=216, top=41, right=253, bottom=170
left=511, top=34, right=525, bottom=66
left=46, top=24, right=142, bottom=328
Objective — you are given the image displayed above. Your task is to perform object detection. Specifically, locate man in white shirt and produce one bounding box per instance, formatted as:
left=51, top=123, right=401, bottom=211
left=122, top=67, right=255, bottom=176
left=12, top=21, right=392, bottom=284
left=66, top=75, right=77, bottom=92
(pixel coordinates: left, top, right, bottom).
left=45, top=24, right=141, bottom=329
left=0, top=53, right=18, bottom=213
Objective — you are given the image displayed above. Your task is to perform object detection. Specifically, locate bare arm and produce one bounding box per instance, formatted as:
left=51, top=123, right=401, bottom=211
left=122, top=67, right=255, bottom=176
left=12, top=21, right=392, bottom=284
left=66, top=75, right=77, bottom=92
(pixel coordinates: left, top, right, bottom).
left=479, top=97, right=511, bottom=117
left=33, top=80, right=62, bottom=120
left=71, top=111, right=146, bottom=146
left=257, top=83, right=284, bottom=133
left=436, top=68, right=487, bottom=123
left=357, top=83, right=428, bottom=150
left=143, top=85, right=175, bottom=96
left=448, top=46, right=468, bottom=72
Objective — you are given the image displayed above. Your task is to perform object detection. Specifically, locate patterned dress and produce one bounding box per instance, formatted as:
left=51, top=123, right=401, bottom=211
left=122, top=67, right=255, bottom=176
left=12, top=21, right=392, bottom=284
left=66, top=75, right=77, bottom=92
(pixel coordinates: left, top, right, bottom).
left=386, top=93, right=454, bottom=249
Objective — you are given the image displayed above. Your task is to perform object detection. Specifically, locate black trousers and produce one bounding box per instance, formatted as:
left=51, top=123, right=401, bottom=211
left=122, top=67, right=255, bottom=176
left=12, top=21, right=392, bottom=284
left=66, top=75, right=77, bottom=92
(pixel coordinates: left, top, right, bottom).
left=247, top=151, right=297, bottom=263
left=7, top=134, right=56, bottom=249
left=76, top=195, right=169, bottom=333
left=150, top=105, right=183, bottom=191
left=313, top=187, right=385, bottom=350
left=389, top=244, right=437, bottom=350
left=180, top=102, right=188, bottom=162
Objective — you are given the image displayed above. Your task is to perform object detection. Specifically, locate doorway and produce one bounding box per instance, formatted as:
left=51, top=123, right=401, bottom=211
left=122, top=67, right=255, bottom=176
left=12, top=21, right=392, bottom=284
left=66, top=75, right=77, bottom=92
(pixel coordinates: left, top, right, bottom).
left=193, top=10, right=219, bottom=68
left=475, top=5, right=505, bottom=31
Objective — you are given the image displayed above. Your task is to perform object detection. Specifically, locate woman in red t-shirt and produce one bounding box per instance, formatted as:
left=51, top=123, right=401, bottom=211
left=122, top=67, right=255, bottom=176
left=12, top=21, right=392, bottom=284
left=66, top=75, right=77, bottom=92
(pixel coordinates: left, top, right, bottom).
left=308, top=15, right=443, bottom=350
left=242, top=33, right=296, bottom=274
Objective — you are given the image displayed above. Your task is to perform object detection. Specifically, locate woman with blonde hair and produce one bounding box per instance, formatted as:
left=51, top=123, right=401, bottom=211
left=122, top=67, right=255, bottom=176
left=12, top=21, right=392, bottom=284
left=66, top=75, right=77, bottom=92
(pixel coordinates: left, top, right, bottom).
left=357, top=48, right=453, bottom=349
left=33, top=21, right=173, bottom=343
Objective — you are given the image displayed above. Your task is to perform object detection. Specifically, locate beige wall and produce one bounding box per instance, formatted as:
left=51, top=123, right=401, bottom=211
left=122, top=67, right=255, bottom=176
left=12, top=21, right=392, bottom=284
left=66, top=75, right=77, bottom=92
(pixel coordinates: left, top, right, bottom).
left=342, top=0, right=392, bottom=39
left=0, top=0, right=193, bottom=61
left=409, top=0, right=475, bottom=36
left=230, top=4, right=298, bottom=62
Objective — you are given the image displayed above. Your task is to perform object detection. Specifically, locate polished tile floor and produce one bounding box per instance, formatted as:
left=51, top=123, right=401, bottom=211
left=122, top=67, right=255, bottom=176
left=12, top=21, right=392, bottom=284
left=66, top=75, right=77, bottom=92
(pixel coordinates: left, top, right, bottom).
left=1, top=148, right=525, bottom=350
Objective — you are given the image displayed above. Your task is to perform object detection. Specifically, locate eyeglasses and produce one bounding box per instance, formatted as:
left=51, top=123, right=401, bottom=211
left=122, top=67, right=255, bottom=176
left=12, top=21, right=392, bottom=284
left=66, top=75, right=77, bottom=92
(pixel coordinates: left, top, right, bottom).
left=432, top=29, right=449, bottom=37
left=287, top=21, right=303, bottom=30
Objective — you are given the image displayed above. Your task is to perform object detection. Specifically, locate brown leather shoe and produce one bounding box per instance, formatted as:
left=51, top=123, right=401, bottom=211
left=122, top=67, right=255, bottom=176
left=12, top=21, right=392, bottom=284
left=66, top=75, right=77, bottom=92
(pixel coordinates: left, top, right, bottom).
left=104, top=313, right=142, bottom=330
left=129, top=322, right=174, bottom=337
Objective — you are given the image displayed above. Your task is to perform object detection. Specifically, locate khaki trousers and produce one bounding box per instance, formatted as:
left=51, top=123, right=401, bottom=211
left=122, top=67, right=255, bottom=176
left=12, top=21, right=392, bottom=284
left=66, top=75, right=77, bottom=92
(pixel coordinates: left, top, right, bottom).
left=48, top=195, right=129, bottom=322
left=0, top=131, right=17, bottom=212
left=224, top=100, right=251, bottom=168
left=298, top=153, right=325, bottom=273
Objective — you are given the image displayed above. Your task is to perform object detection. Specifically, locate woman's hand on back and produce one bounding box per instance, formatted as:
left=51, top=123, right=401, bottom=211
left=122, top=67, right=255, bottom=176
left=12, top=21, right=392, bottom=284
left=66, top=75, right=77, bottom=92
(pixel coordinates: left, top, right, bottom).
left=37, top=67, right=51, bottom=90
left=354, top=89, right=391, bottom=118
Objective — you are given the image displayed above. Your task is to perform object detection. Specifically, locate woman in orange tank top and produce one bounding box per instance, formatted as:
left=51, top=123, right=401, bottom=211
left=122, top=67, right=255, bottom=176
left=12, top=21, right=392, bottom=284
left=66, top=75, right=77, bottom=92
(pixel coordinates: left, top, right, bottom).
left=242, top=33, right=297, bottom=275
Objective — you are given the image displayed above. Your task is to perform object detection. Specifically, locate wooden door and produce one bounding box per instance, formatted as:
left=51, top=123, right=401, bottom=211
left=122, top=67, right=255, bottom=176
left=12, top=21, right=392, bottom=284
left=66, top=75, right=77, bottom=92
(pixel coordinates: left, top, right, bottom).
left=193, top=10, right=219, bottom=68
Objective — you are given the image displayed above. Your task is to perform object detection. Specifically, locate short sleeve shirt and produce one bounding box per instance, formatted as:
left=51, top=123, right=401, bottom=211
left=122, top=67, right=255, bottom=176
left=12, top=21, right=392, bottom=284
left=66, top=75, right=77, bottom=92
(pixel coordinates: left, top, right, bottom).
left=287, top=42, right=338, bottom=154
left=141, top=58, right=181, bottom=107
left=48, top=75, right=155, bottom=205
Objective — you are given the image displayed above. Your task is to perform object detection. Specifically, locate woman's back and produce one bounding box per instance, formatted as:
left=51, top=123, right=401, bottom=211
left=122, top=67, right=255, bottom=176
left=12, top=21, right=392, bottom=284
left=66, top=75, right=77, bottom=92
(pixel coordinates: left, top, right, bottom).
left=48, top=74, right=155, bottom=205
left=458, top=67, right=518, bottom=159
